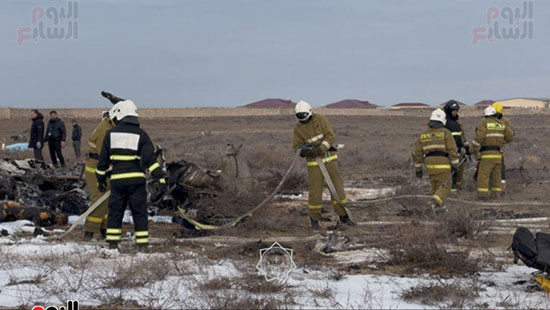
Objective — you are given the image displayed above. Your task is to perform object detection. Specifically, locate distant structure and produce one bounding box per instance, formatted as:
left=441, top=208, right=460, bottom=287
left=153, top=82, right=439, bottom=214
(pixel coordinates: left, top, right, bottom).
left=474, top=100, right=495, bottom=107
left=324, top=99, right=379, bottom=109
left=391, top=102, right=430, bottom=109
left=496, top=97, right=550, bottom=109
left=243, top=98, right=294, bottom=108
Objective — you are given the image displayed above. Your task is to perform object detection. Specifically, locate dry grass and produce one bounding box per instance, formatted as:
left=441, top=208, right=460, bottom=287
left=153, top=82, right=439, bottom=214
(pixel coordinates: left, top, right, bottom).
left=437, top=206, right=489, bottom=240
left=238, top=275, right=286, bottom=294
left=192, top=187, right=267, bottom=221
left=199, top=277, right=234, bottom=291
left=383, top=224, right=480, bottom=275
left=3, top=114, right=550, bottom=308
left=400, top=278, right=482, bottom=307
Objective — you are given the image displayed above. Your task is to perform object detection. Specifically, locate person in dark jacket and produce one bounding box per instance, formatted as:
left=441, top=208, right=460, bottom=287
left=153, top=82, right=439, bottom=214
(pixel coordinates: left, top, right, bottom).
left=71, top=119, right=82, bottom=160
left=443, top=100, right=469, bottom=192
left=28, top=109, right=45, bottom=161
left=96, top=100, right=165, bottom=250
left=44, top=111, right=66, bottom=168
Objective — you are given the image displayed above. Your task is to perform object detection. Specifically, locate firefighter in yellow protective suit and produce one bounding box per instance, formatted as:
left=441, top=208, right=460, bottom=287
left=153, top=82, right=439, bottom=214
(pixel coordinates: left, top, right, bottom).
left=492, top=102, right=514, bottom=190
left=292, top=100, right=354, bottom=229
left=471, top=106, right=514, bottom=198
left=83, top=92, right=123, bottom=240
left=414, top=109, right=459, bottom=214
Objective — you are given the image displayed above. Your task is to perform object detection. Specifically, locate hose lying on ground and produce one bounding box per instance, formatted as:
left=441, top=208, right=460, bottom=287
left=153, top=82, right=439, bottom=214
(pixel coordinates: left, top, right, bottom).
left=178, top=149, right=301, bottom=230
left=344, top=195, right=549, bottom=207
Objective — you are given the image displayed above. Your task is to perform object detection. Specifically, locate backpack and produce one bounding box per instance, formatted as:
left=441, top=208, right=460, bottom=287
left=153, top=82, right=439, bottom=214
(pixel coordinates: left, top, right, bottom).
left=511, top=227, right=550, bottom=272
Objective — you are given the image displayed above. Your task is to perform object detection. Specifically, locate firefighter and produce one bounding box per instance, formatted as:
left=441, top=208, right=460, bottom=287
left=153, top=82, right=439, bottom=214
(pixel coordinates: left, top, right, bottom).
left=292, top=100, right=354, bottom=229
left=470, top=106, right=513, bottom=198
left=414, top=109, right=459, bottom=214
left=442, top=100, right=469, bottom=192
left=96, top=100, right=164, bottom=249
left=83, top=92, right=125, bottom=241
left=492, top=102, right=514, bottom=190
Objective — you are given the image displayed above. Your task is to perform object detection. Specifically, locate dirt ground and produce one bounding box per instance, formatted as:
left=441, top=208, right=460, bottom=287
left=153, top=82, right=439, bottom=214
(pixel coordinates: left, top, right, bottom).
left=2, top=114, right=550, bottom=274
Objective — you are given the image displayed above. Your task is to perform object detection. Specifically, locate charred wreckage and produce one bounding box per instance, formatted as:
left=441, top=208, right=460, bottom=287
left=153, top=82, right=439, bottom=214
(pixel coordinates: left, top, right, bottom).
left=0, top=143, right=258, bottom=236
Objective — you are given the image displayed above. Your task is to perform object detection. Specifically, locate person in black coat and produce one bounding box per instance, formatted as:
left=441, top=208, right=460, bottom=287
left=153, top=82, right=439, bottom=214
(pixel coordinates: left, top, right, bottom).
left=71, top=119, right=82, bottom=160
left=44, top=111, right=66, bottom=168
left=443, top=100, right=470, bottom=191
left=28, top=109, right=45, bottom=161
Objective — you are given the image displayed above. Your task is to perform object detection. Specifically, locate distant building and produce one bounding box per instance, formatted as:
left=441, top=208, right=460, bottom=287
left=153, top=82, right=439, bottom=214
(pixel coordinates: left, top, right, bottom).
left=242, top=98, right=294, bottom=108
left=473, top=100, right=495, bottom=107
left=324, top=99, right=379, bottom=109
left=496, top=97, right=550, bottom=109
left=391, top=102, right=430, bottom=109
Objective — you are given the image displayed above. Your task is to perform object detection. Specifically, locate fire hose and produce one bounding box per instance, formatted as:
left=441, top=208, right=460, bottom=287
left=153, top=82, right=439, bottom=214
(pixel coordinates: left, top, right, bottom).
left=49, top=149, right=547, bottom=237
left=177, top=149, right=302, bottom=230
left=45, top=190, right=111, bottom=240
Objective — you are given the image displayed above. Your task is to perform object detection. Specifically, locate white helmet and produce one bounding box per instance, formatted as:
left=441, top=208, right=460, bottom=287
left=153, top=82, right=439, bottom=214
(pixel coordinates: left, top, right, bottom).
left=109, top=100, right=138, bottom=121
left=108, top=103, right=119, bottom=120
left=294, top=100, right=312, bottom=121
left=484, top=106, right=496, bottom=117
left=430, top=108, right=447, bottom=126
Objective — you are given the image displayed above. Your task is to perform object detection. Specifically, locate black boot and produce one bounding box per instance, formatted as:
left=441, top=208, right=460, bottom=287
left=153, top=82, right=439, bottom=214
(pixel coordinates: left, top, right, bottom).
left=83, top=231, right=93, bottom=241
left=108, top=242, right=118, bottom=250
left=310, top=218, right=320, bottom=230
left=100, top=229, right=107, bottom=240
left=339, top=215, right=356, bottom=226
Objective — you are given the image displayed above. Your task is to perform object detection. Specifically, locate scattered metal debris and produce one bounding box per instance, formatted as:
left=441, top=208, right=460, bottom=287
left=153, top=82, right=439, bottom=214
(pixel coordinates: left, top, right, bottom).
left=0, top=158, right=86, bottom=229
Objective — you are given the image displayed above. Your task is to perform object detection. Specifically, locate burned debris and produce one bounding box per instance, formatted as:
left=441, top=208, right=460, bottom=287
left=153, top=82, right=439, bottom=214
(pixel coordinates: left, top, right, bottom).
left=0, top=158, right=86, bottom=227
left=148, top=144, right=263, bottom=235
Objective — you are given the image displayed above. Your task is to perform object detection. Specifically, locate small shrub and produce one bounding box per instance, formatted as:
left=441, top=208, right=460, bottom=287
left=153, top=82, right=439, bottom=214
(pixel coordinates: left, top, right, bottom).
left=400, top=279, right=482, bottom=308
left=385, top=224, right=480, bottom=275
left=200, top=277, right=233, bottom=291
left=266, top=166, right=308, bottom=192
left=239, top=275, right=285, bottom=294
left=437, top=206, right=487, bottom=240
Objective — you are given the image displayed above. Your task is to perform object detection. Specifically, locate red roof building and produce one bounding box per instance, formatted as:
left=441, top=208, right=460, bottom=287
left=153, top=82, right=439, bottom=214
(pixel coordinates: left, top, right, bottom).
left=324, top=99, right=378, bottom=109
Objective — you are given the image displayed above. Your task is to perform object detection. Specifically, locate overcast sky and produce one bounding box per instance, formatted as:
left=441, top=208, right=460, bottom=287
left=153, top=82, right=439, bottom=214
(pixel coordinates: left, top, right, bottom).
left=1, top=0, right=548, bottom=108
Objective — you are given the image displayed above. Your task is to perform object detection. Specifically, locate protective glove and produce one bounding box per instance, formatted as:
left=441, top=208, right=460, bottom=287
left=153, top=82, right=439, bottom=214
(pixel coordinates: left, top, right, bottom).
left=415, top=170, right=422, bottom=179
left=300, top=145, right=315, bottom=158
left=464, top=145, right=472, bottom=162
left=36, top=142, right=42, bottom=149
left=97, top=179, right=107, bottom=193
left=96, top=173, right=107, bottom=192
left=151, top=166, right=164, bottom=180
left=464, top=145, right=471, bottom=156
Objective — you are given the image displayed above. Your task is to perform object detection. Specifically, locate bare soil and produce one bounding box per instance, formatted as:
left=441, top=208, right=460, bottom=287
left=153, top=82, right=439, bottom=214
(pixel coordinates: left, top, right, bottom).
left=2, top=114, right=549, bottom=273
